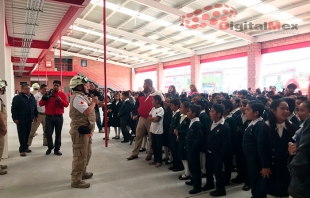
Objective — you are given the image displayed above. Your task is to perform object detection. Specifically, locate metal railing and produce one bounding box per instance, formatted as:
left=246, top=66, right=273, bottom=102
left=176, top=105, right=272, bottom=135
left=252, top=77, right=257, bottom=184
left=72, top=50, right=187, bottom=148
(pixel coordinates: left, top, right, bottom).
left=54, top=63, right=73, bottom=71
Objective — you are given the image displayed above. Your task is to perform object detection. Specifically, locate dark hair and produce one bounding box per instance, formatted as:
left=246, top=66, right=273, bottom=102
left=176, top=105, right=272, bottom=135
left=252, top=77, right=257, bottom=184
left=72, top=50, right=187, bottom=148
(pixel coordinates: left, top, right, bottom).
left=170, top=99, right=180, bottom=108
left=195, top=100, right=206, bottom=110
left=221, top=99, right=234, bottom=113
left=200, top=93, right=206, bottom=98
left=190, top=84, right=198, bottom=92
left=257, top=95, right=267, bottom=105
left=134, top=92, right=139, bottom=95
left=165, top=93, right=172, bottom=98
left=222, top=93, right=229, bottom=100
left=300, top=100, right=310, bottom=111
left=21, top=83, right=30, bottom=89
left=241, top=99, right=250, bottom=106
left=40, top=84, right=47, bottom=89
left=181, top=101, right=191, bottom=109
left=212, top=104, right=224, bottom=117
left=297, top=96, right=307, bottom=102
left=53, top=80, right=61, bottom=86
left=248, top=101, right=264, bottom=117
left=144, top=79, right=153, bottom=87
left=189, top=105, right=200, bottom=117
left=268, top=99, right=295, bottom=136
left=282, top=97, right=296, bottom=113
left=153, top=95, right=162, bottom=103
left=168, top=85, right=176, bottom=95
left=180, top=98, right=190, bottom=103
left=238, top=89, right=248, bottom=96
left=256, top=88, right=262, bottom=94
left=287, top=83, right=297, bottom=89
left=231, top=96, right=240, bottom=104
left=122, top=91, right=129, bottom=97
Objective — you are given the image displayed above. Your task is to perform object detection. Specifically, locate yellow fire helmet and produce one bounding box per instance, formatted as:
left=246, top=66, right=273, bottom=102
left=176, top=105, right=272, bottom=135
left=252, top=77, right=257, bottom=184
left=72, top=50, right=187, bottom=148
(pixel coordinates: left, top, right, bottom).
left=32, top=83, right=40, bottom=89
left=70, top=75, right=89, bottom=89
left=0, top=78, right=7, bottom=89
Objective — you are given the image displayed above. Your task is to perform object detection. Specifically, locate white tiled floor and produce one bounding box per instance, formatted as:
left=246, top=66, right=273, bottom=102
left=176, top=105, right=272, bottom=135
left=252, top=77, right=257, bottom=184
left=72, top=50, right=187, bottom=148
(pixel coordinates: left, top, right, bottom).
left=0, top=109, right=251, bottom=198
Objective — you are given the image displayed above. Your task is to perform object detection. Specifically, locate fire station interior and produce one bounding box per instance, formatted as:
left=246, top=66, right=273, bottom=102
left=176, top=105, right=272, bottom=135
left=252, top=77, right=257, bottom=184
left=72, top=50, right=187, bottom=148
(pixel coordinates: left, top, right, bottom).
left=1, top=0, right=310, bottom=197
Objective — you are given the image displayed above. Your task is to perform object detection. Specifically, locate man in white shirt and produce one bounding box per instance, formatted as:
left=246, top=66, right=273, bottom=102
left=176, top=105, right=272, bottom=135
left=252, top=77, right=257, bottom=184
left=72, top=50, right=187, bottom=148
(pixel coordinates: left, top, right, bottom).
left=28, top=84, right=48, bottom=147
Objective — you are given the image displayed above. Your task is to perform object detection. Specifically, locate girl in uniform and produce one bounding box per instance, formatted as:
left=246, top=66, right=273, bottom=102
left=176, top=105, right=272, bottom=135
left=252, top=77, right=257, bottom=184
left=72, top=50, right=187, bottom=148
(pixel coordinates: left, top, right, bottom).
left=112, top=93, right=122, bottom=139
left=102, top=97, right=113, bottom=140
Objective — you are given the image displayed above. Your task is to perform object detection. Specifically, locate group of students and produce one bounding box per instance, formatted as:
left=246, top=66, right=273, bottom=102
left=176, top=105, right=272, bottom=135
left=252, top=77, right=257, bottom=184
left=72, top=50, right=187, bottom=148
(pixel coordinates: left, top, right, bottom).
left=100, top=84, right=310, bottom=198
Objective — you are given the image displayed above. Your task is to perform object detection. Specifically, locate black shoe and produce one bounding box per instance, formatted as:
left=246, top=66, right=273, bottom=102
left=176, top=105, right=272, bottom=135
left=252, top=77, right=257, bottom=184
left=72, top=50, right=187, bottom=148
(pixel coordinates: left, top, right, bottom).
left=121, top=140, right=129, bottom=143
left=115, top=136, right=120, bottom=139
left=103, top=137, right=109, bottom=140
left=179, top=174, right=191, bottom=180
left=189, top=188, right=201, bottom=195
left=139, top=148, right=146, bottom=152
left=165, top=160, right=173, bottom=165
left=129, top=137, right=134, bottom=145
left=202, top=184, right=215, bottom=191
left=209, top=189, right=226, bottom=197
left=46, top=149, right=52, bottom=155
left=112, top=137, right=116, bottom=139
left=54, top=151, right=62, bottom=156
left=185, top=181, right=193, bottom=186
left=173, top=167, right=184, bottom=172
left=162, top=158, right=168, bottom=162
left=242, top=184, right=251, bottom=191
left=231, top=176, right=244, bottom=184
left=225, top=181, right=230, bottom=186
left=26, top=149, right=32, bottom=153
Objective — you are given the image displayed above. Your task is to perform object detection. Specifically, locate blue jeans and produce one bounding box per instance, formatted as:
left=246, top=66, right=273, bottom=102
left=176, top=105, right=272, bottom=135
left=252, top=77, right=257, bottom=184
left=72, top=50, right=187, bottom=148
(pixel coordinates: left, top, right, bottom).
left=96, top=111, right=102, bottom=131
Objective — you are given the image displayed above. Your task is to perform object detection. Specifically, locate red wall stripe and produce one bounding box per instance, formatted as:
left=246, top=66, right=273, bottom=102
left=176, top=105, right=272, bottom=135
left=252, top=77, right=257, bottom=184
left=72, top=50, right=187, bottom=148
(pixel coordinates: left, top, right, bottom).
left=262, top=41, right=310, bottom=54
left=200, top=52, right=247, bottom=63
left=164, top=62, right=190, bottom=69
left=135, top=68, right=156, bottom=74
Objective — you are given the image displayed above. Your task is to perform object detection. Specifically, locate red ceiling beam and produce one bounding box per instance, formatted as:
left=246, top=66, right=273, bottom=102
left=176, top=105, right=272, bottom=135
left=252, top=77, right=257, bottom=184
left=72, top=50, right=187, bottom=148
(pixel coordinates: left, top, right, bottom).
left=8, top=37, right=50, bottom=49
left=5, top=18, right=9, bottom=46
left=45, top=0, right=88, bottom=7
left=11, top=57, right=38, bottom=63
left=32, top=0, right=91, bottom=74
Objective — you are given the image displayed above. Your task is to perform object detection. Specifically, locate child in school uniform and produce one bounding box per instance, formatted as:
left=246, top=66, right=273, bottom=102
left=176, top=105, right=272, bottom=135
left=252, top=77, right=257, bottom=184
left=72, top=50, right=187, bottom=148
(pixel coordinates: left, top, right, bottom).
left=204, top=104, right=230, bottom=196
left=265, top=99, right=297, bottom=197
left=112, top=93, right=122, bottom=139
left=163, top=97, right=172, bottom=162
left=102, top=96, right=113, bottom=140
left=232, top=99, right=251, bottom=191
left=231, top=96, right=242, bottom=119
left=195, top=100, right=211, bottom=178
left=283, top=97, right=300, bottom=126
left=293, top=100, right=310, bottom=148
left=221, top=99, right=238, bottom=186
left=185, top=105, right=202, bottom=195
left=169, top=99, right=182, bottom=171
left=174, top=101, right=191, bottom=180
left=243, top=101, right=269, bottom=198
left=148, top=95, right=165, bottom=168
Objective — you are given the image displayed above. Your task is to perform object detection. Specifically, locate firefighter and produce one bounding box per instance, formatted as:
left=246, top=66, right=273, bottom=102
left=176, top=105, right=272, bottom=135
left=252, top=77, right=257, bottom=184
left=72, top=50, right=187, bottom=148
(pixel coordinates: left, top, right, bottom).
left=69, top=76, right=97, bottom=188
left=0, top=79, right=8, bottom=175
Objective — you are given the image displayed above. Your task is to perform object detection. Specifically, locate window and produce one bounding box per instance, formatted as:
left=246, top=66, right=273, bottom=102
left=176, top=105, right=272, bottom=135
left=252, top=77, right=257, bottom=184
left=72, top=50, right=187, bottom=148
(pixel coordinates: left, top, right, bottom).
left=81, top=59, right=87, bottom=67
left=54, top=58, right=73, bottom=71
left=201, top=57, right=248, bottom=94
left=134, top=71, right=157, bottom=91
left=163, top=66, right=191, bottom=93
left=260, top=47, right=310, bottom=95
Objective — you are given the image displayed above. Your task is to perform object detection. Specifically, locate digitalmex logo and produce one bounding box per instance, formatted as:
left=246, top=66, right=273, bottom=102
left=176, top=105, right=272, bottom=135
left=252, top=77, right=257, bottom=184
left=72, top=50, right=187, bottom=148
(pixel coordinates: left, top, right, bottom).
left=180, top=3, right=298, bottom=33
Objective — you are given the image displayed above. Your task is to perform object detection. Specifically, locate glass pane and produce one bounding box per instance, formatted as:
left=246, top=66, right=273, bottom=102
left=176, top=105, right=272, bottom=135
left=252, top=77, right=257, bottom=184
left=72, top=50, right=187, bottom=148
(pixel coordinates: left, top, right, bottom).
left=134, top=71, right=157, bottom=91
left=163, top=66, right=191, bottom=93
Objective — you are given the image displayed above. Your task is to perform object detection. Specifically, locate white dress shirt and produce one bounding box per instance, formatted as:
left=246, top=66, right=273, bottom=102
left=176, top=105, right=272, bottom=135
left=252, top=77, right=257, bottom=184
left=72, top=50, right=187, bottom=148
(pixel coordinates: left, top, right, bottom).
left=276, top=122, right=286, bottom=138
left=248, top=117, right=263, bottom=128
left=172, top=109, right=180, bottom=117
left=287, top=112, right=295, bottom=121
left=34, top=92, right=45, bottom=113
left=231, top=108, right=240, bottom=115
left=241, top=113, right=247, bottom=124
left=180, top=114, right=187, bottom=124
left=189, top=117, right=200, bottom=128
left=211, top=117, right=225, bottom=131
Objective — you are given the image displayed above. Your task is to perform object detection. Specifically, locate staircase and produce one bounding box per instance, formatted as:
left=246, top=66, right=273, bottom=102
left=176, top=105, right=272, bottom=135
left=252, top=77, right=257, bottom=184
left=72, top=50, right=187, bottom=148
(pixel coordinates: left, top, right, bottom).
left=78, top=72, right=128, bottom=91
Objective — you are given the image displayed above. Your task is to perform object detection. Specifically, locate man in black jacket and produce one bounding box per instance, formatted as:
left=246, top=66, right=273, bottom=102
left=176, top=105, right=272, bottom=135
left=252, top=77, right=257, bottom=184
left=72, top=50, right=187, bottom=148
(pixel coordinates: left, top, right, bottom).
left=11, top=84, right=38, bottom=157
left=119, top=91, right=134, bottom=144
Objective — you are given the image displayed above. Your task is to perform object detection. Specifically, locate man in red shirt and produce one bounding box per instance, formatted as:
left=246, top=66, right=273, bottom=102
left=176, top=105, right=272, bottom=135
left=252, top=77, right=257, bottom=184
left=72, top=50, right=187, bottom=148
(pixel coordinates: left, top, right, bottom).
left=127, top=79, right=164, bottom=161
left=39, top=80, right=69, bottom=156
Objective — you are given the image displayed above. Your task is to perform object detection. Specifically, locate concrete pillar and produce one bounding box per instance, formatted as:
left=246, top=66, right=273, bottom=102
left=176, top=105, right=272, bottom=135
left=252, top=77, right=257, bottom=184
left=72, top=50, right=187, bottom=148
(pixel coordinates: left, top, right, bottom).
left=156, top=63, right=164, bottom=91
left=0, top=0, right=14, bottom=159
left=190, top=55, right=201, bottom=91
left=247, top=43, right=262, bottom=90
left=131, top=68, right=135, bottom=91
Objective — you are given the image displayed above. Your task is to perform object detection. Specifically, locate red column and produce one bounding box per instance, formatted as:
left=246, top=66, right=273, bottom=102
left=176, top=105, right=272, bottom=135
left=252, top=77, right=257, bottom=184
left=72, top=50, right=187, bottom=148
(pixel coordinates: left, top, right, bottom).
left=103, top=0, right=108, bottom=147
left=190, top=55, right=201, bottom=91
left=247, top=43, right=262, bottom=90
left=156, top=63, right=164, bottom=91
